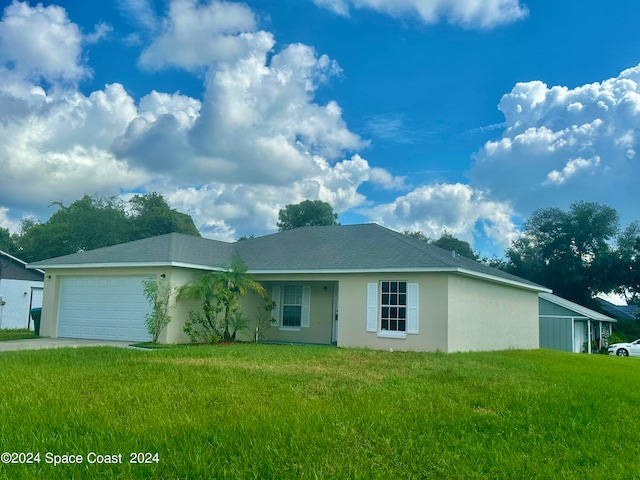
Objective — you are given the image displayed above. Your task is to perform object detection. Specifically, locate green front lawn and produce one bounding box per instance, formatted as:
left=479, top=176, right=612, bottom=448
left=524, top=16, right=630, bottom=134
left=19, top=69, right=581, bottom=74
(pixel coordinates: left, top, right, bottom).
left=0, top=328, right=37, bottom=341
left=0, top=345, right=638, bottom=479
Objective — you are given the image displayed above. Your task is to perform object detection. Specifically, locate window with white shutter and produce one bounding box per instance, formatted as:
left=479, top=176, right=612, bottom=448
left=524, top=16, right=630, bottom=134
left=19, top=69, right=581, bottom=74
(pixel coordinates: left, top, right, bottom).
left=367, top=281, right=419, bottom=338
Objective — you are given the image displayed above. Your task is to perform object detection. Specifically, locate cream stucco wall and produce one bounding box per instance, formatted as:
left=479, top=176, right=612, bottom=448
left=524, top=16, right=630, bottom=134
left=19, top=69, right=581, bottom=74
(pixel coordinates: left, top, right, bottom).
left=446, top=274, right=539, bottom=352
left=239, top=280, right=335, bottom=345
left=163, top=267, right=200, bottom=344
left=336, top=272, right=450, bottom=352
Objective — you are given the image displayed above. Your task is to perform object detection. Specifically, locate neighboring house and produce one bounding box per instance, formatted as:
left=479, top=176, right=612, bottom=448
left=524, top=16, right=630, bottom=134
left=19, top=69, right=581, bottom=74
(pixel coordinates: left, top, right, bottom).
left=596, top=298, right=640, bottom=321
left=28, top=224, right=550, bottom=352
left=539, top=292, right=616, bottom=354
left=0, top=250, right=44, bottom=330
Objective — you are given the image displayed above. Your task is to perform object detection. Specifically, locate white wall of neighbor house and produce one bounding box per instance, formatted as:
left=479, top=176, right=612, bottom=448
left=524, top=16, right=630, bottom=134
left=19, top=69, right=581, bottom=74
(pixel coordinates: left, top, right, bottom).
left=0, top=279, right=44, bottom=329
left=446, top=274, right=539, bottom=353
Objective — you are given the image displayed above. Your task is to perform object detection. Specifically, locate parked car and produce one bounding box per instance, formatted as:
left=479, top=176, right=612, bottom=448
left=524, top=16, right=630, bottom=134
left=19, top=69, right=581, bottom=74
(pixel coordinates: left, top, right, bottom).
left=608, top=339, right=640, bottom=356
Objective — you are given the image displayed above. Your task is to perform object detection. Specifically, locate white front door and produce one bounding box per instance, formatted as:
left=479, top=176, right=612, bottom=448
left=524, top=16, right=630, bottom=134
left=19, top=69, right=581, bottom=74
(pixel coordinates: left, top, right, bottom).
left=57, top=276, right=152, bottom=342
left=573, top=321, right=586, bottom=353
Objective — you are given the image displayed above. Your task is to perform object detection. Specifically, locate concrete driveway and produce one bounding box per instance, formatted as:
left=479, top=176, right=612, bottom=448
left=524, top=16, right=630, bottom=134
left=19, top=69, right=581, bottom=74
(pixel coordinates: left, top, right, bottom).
left=0, top=338, right=134, bottom=352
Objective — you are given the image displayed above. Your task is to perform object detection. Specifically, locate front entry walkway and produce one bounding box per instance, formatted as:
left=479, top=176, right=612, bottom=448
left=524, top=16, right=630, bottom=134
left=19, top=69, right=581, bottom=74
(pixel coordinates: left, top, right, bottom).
left=0, top=338, right=133, bottom=352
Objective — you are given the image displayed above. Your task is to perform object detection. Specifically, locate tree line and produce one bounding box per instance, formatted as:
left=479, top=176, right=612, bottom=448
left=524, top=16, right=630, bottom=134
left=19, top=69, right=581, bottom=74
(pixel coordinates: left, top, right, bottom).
left=0, top=193, right=200, bottom=262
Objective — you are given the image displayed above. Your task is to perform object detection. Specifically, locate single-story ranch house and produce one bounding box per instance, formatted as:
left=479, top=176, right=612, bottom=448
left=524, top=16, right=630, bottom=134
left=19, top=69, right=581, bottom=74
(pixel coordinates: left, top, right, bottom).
left=539, top=292, right=616, bottom=354
left=0, top=250, right=44, bottom=330
left=29, top=223, right=551, bottom=353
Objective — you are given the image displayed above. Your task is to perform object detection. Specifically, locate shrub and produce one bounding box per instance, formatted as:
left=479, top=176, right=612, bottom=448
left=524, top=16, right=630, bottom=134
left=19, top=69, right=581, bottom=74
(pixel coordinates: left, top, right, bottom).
left=142, top=278, right=174, bottom=343
left=183, top=310, right=223, bottom=344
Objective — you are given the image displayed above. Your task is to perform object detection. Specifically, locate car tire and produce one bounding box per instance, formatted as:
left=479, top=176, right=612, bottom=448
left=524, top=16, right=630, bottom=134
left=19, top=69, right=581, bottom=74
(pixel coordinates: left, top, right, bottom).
left=617, top=348, right=629, bottom=357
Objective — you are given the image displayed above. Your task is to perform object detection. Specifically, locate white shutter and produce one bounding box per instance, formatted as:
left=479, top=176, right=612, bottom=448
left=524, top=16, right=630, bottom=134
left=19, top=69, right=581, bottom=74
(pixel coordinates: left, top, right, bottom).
left=366, top=283, right=378, bottom=332
left=301, top=286, right=311, bottom=328
left=407, top=283, right=419, bottom=334
left=271, top=286, right=281, bottom=326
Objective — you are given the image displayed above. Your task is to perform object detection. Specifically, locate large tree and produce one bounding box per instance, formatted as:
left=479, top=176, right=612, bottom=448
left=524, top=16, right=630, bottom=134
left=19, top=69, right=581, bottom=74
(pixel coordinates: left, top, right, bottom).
left=503, top=201, right=619, bottom=306
left=17, top=195, right=132, bottom=262
left=15, top=193, right=200, bottom=262
left=129, top=193, right=200, bottom=238
left=612, top=221, right=640, bottom=306
left=277, top=200, right=338, bottom=231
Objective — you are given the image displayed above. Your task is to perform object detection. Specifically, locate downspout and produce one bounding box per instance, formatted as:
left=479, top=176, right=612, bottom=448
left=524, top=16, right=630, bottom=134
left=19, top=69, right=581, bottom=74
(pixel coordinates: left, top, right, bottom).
left=587, top=319, right=591, bottom=354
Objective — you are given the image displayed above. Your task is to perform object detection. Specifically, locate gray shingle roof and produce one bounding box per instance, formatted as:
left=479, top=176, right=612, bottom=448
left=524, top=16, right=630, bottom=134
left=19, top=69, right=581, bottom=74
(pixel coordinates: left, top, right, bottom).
left=29, top=223, right=548, bottom=291
left=29, top=233, right=235, bottom=269
left=540, top=293, right=616, bottom=322
left=596, top=299, right=640, bottom=320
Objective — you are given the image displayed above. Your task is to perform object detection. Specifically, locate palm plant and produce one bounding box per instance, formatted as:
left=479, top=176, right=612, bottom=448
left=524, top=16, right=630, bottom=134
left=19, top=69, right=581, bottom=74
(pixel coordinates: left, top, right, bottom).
left=176, top=255, right=266, bottom=341
left=217, top=255, right=267, bottom=340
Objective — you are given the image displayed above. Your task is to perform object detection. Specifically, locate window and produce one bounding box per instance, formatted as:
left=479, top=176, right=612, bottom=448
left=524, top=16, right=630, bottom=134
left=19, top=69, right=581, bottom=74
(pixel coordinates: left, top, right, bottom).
left=282, top=285, right=303, bottom=327
left=271, top=285, right=311, bottom=329
left=380, top=281, right=407, bottom=332
left=366, top=282, right=419, bottom=337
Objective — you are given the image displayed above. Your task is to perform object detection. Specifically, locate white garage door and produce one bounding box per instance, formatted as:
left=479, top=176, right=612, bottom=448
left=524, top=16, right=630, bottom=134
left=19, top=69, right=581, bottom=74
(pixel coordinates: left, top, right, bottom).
left=57, top=276, right=152, bottom=342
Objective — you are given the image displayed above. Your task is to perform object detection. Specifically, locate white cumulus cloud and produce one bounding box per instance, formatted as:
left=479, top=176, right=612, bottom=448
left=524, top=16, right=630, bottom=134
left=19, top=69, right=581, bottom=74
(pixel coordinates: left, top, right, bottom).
left=0, top=1, right=87, bottom=84
left=312, top=0, right=528, bottom=29
left=470, top=64, right=640, bottom=225
left=138, top=0, right=259, bottom=70
left=362, top=183, right=518, bottom=248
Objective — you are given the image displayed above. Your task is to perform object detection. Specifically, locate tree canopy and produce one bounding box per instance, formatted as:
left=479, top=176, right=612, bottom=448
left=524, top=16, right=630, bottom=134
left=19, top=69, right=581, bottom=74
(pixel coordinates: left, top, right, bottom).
left=402, top=230, right=479, bottom=261
left=277, top=200, right=338, bottom=231
left=503, top=201, right=619, bottom=307
left=431, top=231, right=479, bottom=261
left=0, top=227, right=19, bottom=256
left=612, top=221, right=640, bottom=306
left=10, top=193, right=200, bottom=262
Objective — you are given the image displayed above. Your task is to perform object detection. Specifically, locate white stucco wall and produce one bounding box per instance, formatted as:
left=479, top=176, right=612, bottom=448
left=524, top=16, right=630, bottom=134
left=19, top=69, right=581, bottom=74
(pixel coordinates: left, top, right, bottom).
left=446, top=274, right=539, bottom=352
left=0, top=279, right=44, bottom=329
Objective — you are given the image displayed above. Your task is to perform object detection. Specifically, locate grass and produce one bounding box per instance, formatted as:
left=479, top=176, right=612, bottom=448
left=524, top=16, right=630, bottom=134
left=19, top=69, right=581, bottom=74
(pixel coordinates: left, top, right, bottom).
left=0, top=328, right=37, bottom=341
left=0, top=345, right=639, bottom=479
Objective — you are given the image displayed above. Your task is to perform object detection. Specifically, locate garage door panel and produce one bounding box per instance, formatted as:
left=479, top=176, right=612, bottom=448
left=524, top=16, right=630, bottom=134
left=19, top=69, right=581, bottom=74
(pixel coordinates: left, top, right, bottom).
left=57, top=276, right=152, bottom=342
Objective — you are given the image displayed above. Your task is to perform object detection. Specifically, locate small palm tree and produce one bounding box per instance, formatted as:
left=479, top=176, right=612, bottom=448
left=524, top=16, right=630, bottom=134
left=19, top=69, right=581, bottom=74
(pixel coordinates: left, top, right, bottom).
left=176, top=272, right=225, bottom=332
left=176, top=255, right=266, bottom=341
left=217, top=255, right=266, bottom=340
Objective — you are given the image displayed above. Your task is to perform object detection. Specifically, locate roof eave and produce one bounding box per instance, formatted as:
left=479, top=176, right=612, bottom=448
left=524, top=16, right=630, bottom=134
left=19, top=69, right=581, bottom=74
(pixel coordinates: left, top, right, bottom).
left=540, top=292, right=616, bottom=322
left=27, top=262, right=547, bottom=293
left=27, top=261, right=226, bottom=272
left=248, top=266, right=549, bottom=292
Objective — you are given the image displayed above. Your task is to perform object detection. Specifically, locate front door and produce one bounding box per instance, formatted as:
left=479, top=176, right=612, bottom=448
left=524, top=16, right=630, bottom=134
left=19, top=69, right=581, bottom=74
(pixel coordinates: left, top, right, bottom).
left=573, top=321, right=586, bottom=353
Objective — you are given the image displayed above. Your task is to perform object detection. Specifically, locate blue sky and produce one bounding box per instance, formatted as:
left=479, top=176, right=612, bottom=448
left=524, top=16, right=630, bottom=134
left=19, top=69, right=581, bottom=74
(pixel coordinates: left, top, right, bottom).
left=1, top=0, right=639, bottom=256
